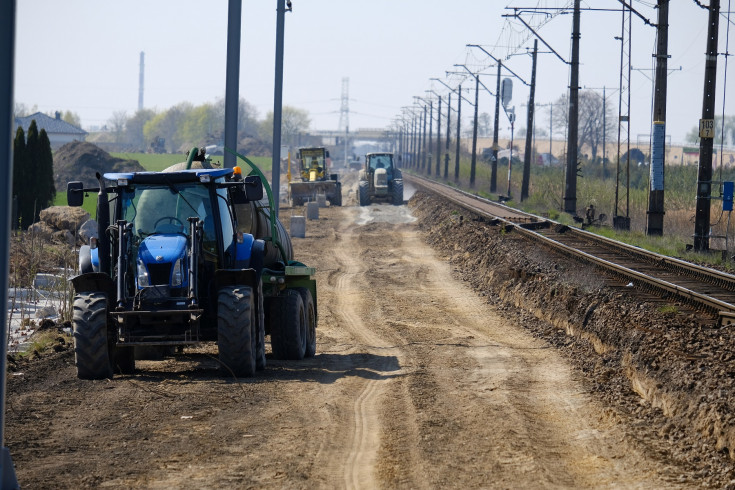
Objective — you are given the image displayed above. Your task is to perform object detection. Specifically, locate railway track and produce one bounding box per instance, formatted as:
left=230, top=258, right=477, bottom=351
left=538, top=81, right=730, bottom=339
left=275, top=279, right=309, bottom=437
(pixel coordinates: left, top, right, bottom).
left=407, top=174, right=735, bottom=324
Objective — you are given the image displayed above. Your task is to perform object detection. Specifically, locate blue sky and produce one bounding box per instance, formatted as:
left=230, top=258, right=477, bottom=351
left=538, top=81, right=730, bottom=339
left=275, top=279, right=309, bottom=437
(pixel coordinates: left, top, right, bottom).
left=13, top=1, right=735, bottom=144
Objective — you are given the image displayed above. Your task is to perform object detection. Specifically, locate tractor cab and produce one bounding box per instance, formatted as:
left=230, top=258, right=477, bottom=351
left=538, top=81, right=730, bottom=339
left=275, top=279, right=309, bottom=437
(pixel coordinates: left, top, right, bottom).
left=358, top=152, right=404, bottom=206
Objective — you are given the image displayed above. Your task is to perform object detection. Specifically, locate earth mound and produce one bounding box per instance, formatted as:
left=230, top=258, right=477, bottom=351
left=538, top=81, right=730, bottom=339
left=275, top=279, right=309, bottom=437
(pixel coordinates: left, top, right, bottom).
left=53, top=141, right=145, bottom=192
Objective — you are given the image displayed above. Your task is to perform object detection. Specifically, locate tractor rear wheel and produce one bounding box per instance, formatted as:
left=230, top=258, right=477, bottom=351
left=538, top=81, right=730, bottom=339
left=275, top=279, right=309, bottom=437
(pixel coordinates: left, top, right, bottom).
left=72, top=292, right=113, bottom=380
left=358, top=181, right=369, bottom=206
left=217, top=286, right=256, bottom=377
left=270, top=289, right=306, bottom=360
left=392, top=180, right=404, bottom=205
left=295, top=287, right=316, bottom=357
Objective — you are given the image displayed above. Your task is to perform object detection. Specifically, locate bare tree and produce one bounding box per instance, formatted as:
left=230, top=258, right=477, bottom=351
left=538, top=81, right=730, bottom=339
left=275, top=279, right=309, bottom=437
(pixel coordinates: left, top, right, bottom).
left=553, top=91, right=614, bottom=161
left=107, top=110, right=128, bottom=144
left=259, top=106, right=311, bottom=147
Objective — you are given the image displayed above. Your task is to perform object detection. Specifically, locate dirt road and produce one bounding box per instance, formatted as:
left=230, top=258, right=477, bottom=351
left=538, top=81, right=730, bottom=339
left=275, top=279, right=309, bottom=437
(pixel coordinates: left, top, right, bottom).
left=6, top=202, right=700, bottom=488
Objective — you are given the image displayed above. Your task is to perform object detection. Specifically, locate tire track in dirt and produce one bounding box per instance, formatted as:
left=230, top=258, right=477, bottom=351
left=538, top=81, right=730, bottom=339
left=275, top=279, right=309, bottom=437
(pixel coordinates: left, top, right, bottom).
left=314, top=207, right=406, bottom=489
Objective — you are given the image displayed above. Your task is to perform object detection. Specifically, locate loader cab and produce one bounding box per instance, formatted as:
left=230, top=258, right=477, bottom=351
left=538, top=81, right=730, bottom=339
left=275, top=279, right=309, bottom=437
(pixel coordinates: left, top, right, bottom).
left=297, top=147, right=330, bottom=182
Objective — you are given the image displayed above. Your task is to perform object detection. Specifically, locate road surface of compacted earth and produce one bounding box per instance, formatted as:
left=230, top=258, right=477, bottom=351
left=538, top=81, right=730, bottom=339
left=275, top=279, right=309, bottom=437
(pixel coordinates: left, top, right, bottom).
left=4, top=194, right=727, bottom=488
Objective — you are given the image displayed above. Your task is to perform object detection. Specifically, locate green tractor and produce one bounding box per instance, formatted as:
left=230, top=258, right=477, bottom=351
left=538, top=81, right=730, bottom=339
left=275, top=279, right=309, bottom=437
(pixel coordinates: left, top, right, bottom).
left=67, top=148, right=316, bottom=379
left=358, top=152, right=403, bottom=206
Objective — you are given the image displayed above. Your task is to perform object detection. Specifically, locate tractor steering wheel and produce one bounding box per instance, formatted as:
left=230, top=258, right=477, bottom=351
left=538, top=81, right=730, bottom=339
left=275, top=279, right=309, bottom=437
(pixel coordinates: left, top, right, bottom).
left=154, top=216, right=184, bottom=233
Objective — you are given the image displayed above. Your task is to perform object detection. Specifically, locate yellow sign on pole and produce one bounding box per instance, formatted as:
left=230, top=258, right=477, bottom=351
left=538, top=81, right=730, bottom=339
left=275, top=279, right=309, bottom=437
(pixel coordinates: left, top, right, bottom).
left=699, top=118, right=715, bottom=139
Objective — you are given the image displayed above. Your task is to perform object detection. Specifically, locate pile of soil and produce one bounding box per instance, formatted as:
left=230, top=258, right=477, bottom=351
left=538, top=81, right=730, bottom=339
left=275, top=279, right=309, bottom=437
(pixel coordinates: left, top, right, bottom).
left=53, top=141, right=145, bottom=192
left=410, top=191, right=735, bottom=485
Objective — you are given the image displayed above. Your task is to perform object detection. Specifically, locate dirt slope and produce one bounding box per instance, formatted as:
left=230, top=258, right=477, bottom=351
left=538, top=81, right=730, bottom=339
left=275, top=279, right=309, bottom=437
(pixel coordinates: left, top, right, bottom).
left=53, top=141, right=145, bottom=192
left=8, top=197, right=727, bottom=488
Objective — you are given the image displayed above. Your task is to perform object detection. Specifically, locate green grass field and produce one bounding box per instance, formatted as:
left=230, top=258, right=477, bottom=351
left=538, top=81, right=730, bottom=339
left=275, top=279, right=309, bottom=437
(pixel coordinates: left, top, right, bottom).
left=54, top=152, right=273, bottom=215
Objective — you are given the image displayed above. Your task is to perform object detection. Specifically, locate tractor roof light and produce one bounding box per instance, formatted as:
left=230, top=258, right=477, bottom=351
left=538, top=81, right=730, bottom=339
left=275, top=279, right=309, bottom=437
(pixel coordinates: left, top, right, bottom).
left=199, top=174, right=211, bottom=183
left=117, top=178, right=128, bottom=186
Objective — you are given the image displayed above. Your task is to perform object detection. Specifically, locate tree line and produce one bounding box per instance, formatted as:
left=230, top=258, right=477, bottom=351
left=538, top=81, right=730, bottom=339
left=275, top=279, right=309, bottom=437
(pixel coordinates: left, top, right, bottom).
left=103, top=98, right=311, bottom=155
left=12, top=120, right=55, bottom=229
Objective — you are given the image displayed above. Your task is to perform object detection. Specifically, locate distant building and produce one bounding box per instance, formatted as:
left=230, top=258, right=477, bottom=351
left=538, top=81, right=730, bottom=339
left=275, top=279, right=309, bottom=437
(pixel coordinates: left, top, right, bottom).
left=14, top=111, right=87, bottom=149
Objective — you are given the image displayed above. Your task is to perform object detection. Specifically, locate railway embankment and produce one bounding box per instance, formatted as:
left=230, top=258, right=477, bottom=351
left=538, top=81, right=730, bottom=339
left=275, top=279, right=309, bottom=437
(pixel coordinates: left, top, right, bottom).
left=411, top=191, right=735, bottom=482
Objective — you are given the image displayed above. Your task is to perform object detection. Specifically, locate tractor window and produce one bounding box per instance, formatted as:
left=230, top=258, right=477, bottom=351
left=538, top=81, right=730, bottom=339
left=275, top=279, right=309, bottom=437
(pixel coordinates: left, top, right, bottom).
left=216, top=188, right=234, bottom=256
left=369, top=155, right=393, bottom=171
left=299, top=150, right=325, bottom=171
left=123, top=183, right=216, bottom=249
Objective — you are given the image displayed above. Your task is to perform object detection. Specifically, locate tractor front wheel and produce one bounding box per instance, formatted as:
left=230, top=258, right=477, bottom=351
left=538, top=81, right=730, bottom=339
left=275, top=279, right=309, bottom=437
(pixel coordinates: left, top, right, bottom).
left=72, top=292, right=113, bottom=380
left=392, top=180, right=404, bottom=206
left=218, top=286, right=256, bottom=377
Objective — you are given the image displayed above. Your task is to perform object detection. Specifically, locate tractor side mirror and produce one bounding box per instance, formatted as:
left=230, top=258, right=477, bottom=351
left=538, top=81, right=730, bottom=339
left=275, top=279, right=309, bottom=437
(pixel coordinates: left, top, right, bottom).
left=243, top=175, right=263, bottom=202
left=67, top=181, right=84, bottom=207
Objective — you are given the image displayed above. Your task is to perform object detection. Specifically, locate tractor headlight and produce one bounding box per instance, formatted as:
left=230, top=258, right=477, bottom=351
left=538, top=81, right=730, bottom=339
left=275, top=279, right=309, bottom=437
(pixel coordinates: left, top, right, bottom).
left=171, top=258, right=184, bottom=287
left=136, top=259, right=150, bottom=287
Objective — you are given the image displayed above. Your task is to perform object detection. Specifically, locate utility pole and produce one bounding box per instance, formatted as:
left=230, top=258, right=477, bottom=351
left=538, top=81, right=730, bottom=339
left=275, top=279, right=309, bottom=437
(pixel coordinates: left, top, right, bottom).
left=436, top=96, right=442, bottom=176
left=421, top=105, right=427, bottom=170
left=338, top=77, right=350, bottom=167
left=445, top=93, right=451, bottom=179
left=694, top=0, right=721, bottom=251
left=138, top=52, right=145, bottom=111
left=647, top=0, right=669, bottom=236
left=427, top=100, right=433, bottom=176
left=413, top=113, right=419, bottom=169
left=223, top=0, right=242, bottom=169
left=491, top=62, right=501, bottom=193
left=471, top=74, right=480, bottom=187
left=564, top=0, right=581, bottom=215
left=271, top=0, right=289, bottom=217
left=455, top=86, right=462, bottom=182
left=409, top=114, right=415, bottom=168
left=0, top=0, right=19, bottom=486
left=602, top=87, right=607, bottom=175
left=521, top=39, right=538, bottom=201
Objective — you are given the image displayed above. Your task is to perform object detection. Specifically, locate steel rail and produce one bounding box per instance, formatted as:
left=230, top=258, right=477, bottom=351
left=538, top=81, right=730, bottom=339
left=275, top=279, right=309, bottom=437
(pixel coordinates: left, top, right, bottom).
left=406, top=173, right=735, bottom=321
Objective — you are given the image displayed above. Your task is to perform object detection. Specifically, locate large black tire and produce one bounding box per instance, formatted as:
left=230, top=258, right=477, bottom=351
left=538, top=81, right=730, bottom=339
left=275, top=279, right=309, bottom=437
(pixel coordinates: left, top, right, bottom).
left=255, top=280, right=266, bottom=371
left=295, top=287, right=316, bottom=357
left=115, top=346, right=135, bottom=374
left=330, top=183, right=342, bottom=207
left=270, top=289, right=307, bottom=360
left=72, top=292, right=113, bottom=380
left=217, top=286, right=256, bottom=377
left=358, top=181, right=369, bottom=206
left=392, top=180, right=404, bottom=205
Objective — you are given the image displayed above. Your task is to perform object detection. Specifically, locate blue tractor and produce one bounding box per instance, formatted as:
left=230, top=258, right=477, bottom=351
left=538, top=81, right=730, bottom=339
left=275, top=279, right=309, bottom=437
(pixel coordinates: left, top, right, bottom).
left=67, top=151, right=316, bottom=379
